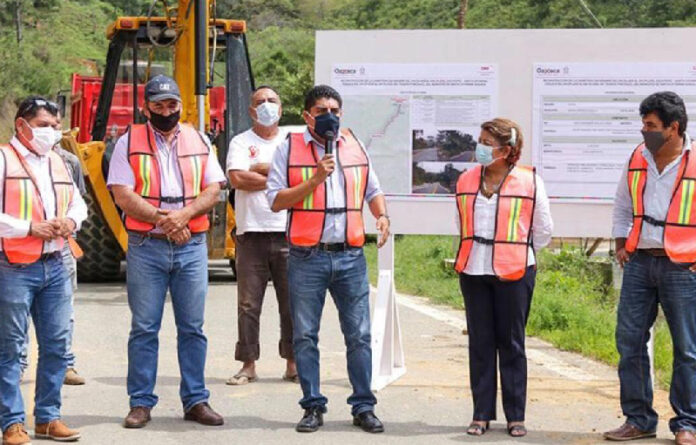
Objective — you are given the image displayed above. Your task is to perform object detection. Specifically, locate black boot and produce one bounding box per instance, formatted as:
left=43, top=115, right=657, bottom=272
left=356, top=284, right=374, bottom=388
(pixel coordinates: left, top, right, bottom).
left=296, top=407, right=324, bottom=433
left=353, top=411, right=384, bottom=433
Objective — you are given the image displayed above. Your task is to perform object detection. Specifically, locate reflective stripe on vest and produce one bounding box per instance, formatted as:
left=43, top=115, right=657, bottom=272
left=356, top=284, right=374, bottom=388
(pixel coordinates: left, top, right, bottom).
left=0, top=144, right=74, bottom=264
left=454, top=165, right=536, bottom=281
left=626, top=143, right=696, bottom=263
left=286, top=129, right=369, bottom=247
left=125, top=123, right=210, bottom=233
left=625, top=145, right=648, bottom=254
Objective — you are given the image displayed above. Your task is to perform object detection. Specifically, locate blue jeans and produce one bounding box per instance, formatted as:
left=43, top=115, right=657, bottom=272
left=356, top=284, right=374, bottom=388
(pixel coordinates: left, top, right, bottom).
left=62, top=245, right=77, bottom=368
left=617, top=251, right=696, bottom=433
left=126, top=232, right=210, bottom=411
left=0, top=252, right=71, bottom=431
left=19, top=245, right=77, bottom=371
left=287, top=246, right=376, bottom=416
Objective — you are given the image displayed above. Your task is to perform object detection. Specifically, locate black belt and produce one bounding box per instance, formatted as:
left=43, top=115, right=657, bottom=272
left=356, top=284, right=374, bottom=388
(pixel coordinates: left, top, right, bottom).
left=318, top=242, right=352, bottom=252
left=472, top=236, right=495, bottom=246
left=643, top=215, right=665, bottom=227
left=638, top=248, right=668, bottom=257
left=160, top=196, right=185, bottom=204
left=0, top=251, right=60, bottom=262
left=325, top=207, right=346, bottom=214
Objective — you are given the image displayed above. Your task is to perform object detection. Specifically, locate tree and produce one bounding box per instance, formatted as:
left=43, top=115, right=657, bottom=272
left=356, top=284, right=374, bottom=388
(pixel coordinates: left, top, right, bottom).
left=458, top=0, right=468, bottom=28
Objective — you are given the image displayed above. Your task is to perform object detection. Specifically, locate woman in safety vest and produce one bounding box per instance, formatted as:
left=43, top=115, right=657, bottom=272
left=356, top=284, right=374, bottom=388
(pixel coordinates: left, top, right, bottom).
left=455, top=118, right=553, bottom=438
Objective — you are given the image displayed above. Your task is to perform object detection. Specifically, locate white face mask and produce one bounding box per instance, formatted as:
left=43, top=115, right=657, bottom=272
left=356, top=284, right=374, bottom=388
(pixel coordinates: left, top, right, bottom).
left=22, top=119, right=60, bottom=155
left=255, top=102, right=280, bottom=127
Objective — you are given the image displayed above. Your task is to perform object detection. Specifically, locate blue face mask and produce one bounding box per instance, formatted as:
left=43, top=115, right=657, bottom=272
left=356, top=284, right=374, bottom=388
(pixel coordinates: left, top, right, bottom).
left=475, top=143, right=501, bottom=166
left=314, top=112, right=340, bottom=139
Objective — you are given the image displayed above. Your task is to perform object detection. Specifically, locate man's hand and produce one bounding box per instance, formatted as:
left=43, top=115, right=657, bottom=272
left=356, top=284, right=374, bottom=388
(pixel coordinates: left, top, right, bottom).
left=157, top=208, right=193, bottom=235
left=250, top=163, right=270, bottom=177
left=689, top=262, right=696, bottom=273
left=311, top=154, right=335, bottom=185
left=48, top=218, right=76, bottom=238
left=30, top=221, right=60, bottom=241
left=376, top=215, right=390, bottom=248
left=616, top=247, right=631, bottom=268
left=169, top=227, right=191, bottom=245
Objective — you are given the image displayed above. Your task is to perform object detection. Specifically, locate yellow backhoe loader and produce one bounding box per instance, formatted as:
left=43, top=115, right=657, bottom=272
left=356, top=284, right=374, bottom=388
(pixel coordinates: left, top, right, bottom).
left=60, top=0, right=253, bottom=281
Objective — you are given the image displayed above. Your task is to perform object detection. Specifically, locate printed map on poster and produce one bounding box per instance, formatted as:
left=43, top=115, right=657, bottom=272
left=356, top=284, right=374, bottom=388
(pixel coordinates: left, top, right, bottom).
left=332, top=64, right=499, bottom=195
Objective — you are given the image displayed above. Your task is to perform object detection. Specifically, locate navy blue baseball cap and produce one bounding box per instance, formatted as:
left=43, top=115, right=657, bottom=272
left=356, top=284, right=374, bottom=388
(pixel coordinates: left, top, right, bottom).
left=145, top=75, right=181, bottom=102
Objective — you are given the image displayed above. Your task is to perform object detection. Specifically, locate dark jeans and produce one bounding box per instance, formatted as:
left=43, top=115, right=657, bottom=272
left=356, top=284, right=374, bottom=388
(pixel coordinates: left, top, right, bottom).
left=234, top=232, right=293, bottom=361
left=617, top=251, right=696, bottom=433
left=287, top=246, right=376, bottom=416
left=459, top=267, right=536, bottom=422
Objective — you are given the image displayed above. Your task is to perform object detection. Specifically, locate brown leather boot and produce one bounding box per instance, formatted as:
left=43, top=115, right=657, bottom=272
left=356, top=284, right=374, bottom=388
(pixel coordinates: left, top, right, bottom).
left=34, top=419, right=80, bottom=441
left=184, top=402, right=224, bottom=426
left=123, top=406, right=151, bottom=429
left=63, top=368, right=85, bottom=386
left=2, top=423, right=31, bottom=445
left=603, top=423, right=656, bottom=441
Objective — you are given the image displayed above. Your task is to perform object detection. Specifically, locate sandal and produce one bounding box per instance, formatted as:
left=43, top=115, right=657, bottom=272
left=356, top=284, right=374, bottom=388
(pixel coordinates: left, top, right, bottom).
left=466, top=421, right=489, bottom=436
left=508, top=423, right=527, bottom=437
left=282, top=372, right=300, bottom=383
left=226, top=371, right=258, bottom=385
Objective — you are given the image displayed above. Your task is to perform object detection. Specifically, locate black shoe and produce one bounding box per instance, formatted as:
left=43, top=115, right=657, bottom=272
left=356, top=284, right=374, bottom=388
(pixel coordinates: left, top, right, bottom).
left=353, top=411, right=384, bottom=433
left=296, top=407, right=324, bottom=433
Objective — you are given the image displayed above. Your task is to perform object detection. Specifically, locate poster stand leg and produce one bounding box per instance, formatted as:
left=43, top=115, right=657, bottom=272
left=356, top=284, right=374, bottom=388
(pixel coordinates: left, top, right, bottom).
left=371, top=234, right=406, bottom=391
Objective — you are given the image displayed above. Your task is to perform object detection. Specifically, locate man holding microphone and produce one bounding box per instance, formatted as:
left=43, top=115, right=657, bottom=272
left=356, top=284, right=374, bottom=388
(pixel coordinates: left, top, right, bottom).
left=267, top=85, right=390, bottom=434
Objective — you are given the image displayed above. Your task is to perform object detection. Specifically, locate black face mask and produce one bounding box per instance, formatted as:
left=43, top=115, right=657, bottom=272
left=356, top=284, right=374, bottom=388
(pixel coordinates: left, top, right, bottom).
left=641, top=130, right=667, bottom=156
left=314, top=112, right=340, bottom=139
left=148, top=110, right=180, bottom=132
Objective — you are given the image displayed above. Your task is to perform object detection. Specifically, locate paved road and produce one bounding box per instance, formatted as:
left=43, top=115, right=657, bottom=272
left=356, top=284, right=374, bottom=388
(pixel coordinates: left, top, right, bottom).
left=21, top=264, right=673, bottom=444
left=413, top=148, right=439, bottom=162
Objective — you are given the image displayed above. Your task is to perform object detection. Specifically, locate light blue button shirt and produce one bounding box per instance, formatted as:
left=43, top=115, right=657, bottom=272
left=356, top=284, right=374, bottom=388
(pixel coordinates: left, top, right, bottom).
left=266, top=129, right=383, bottom=243
left=612, top=134, right=692, bottom=248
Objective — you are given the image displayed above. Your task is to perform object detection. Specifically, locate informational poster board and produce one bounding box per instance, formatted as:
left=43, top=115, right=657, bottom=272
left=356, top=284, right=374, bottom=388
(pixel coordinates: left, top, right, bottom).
left=331, top=63, right=498, bottom=194
left=316, top=28, right=696, bottom=238
left=533, top=63, right=696, bottom=202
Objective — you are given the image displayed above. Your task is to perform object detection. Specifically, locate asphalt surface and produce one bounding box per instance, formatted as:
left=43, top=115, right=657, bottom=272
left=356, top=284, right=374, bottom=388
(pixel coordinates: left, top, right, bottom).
left=20, top=263, right=674, bottom=444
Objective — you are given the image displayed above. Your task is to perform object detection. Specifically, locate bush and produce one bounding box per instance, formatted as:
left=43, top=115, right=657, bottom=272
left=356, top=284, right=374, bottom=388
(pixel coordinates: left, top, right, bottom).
left=366, top=237, right=674, bottom=387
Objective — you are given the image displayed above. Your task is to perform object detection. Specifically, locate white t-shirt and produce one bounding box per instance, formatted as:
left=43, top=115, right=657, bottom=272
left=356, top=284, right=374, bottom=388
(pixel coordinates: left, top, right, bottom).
left=227, top=126, right=302, bottom=234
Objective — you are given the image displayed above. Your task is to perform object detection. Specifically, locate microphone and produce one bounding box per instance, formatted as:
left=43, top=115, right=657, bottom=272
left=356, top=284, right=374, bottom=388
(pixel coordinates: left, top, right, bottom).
left=324, top=131, right=335, bottom=155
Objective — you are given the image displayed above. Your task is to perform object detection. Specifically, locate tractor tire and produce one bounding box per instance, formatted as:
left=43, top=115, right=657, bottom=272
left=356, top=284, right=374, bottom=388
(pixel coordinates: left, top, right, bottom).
left=76, top=192, right=124, bottom=282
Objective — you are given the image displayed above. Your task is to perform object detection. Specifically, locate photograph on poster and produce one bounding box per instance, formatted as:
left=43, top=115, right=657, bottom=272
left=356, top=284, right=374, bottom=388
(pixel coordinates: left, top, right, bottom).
left=411, top=129, right=476, bottom=193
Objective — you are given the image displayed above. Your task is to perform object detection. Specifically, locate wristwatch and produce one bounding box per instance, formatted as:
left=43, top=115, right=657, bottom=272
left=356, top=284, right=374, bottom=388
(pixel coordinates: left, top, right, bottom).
left=377, top=214, right=390, bottom=222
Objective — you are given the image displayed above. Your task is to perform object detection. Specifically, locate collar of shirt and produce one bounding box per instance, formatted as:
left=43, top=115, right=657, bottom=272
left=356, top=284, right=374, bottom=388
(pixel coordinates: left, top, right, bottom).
left=150, top=122, right=181, bottom=150
left=642, top=133, right=692, bottom=175
left=303, top=128, right=345, bottom=150
left=10, top=135, right=45, bottom=160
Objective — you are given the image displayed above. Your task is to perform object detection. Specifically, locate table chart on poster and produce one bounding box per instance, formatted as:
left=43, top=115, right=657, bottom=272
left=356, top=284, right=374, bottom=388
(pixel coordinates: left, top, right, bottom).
left=533, top=63, right=696, bottom=202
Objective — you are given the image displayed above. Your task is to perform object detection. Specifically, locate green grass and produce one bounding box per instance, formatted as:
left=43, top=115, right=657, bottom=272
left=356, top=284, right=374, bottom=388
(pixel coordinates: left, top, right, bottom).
left=364, top=235, right=673, bottom=388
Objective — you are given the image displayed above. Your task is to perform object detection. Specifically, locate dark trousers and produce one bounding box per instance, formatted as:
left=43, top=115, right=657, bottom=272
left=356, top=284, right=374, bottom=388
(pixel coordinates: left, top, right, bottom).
left=235, top=232, right=293, bottom=362
left=459, top=267, right=536, bottom=422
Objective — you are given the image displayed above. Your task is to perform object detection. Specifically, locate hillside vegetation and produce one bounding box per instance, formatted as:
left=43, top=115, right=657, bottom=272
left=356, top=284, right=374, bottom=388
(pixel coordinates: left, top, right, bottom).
left=0, top=0, right=694, bottom=136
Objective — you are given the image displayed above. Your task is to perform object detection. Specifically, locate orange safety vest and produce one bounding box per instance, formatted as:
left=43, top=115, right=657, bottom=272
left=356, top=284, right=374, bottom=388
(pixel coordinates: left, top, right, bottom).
left=625, top=143, right=696, bottom=264
left=126, top=123, right=210, bottom=233
left=286, top=129, right=369, bottom=247
left=0, top=144, right=74, bottom=264
left=454, top=164, right=537, bottom=281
